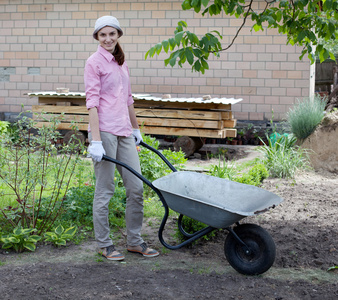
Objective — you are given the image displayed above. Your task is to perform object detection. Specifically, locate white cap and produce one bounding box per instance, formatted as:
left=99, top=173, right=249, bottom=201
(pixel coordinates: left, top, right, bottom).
left=93, top=16, right=123, bottom=40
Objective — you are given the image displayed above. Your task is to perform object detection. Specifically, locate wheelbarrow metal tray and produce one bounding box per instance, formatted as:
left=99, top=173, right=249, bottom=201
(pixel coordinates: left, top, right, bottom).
left=153, top=171, right=283, bottom=228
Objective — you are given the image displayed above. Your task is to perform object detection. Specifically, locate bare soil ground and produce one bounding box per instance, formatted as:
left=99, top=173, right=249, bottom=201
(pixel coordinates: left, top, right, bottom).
left=0, top=148, right=337, bottom=300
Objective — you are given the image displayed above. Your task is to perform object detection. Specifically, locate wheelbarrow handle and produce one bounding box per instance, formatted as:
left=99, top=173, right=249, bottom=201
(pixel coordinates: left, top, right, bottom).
left=139, top=141, right=177, bottom=172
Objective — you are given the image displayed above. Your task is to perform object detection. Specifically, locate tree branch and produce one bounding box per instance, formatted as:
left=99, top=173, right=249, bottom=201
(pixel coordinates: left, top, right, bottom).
left=221, top=0, right=254, bottom=51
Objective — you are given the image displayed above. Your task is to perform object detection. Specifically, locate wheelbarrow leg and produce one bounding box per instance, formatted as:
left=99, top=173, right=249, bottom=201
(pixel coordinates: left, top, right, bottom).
left=158, top=206, right=216, bottom=250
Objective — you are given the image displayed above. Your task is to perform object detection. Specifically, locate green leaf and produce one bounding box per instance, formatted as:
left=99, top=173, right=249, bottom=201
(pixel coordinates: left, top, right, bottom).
left=3, top=237, right=19, bottom=243
left=2, top=243, right=14, bottom=249
left=253, top=24, right=263, bottom=32
left=297, top=31, right=306, bottom=43
left=182, top=0, right=192, bottom=10
left=194, top=60, right=201, bottom=72
left=145, top=46, right=156, bottom=59
left=187, top=32, right=199, bottom=45
left=200, top=58, right=209, bottom=70
left=27, top=235, right=41, bottom=243
left=24, top=242, right=36, bottom=252
left=155, top=43, right=163, bottom=55
left=162, top=40, right=170, bottom=53
left=185, top=48, right=194, bottom=65
left=63, top=226, right=77, bottom=237
left=177, top=20, right=187, bottom=28
left=201, top=0, right=209, bottom=7
left=168, top=38, right=177, bottom=50
left=169, top=57, right=177, bottom=67
left=55, top=239, right=67, bottom=246
left=13, top=227, right=23, bottom=235
left=329, top=52, right=336, bottom=62
left=55, top=224, right=64, bottom=236
left=175, top=32, right=185, bottom=45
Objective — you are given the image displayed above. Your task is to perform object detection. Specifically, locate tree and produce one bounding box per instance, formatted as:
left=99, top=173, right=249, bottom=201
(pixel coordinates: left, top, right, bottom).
left=145, top=0, right=338, bottom=73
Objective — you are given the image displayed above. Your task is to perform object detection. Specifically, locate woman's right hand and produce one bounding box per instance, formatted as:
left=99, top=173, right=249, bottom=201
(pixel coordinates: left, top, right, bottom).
left=88, top=141, right=106, bottom=162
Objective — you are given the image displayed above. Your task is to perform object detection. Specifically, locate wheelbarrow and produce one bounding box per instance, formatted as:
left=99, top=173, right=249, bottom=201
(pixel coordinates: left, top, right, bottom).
left=102, top=141, right=283, bottom=275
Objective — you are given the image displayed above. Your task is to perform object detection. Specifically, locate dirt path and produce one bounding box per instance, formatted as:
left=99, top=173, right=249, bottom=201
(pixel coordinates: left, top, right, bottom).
left=0, top=150, right=337, bottom=299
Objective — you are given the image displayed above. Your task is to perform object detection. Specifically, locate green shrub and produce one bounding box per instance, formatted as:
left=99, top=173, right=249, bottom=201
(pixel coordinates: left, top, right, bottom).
left=287, top=95, right=326, bottom=141
left=258, top=134, right=310, bottom=178
left=44, top=225, right=77, bottom=247
left=207, top=158, right=237, bottom=180
left=0, top=113, right=85, bottom=236
left=0, top=226, right=41, bottom=253
left=175, top=216, right=216, bottom=243
left=139, top=134, right=187, bottom=196
left=61, top=185, right=96, bottom=226
left=60, top=182, right=127, bottom=228
left=235, top=163, right=269, bottom=186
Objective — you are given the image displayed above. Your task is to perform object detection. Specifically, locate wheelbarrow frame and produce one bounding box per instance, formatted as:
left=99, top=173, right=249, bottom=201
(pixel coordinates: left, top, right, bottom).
left=103, top=141, right=280, bottom=275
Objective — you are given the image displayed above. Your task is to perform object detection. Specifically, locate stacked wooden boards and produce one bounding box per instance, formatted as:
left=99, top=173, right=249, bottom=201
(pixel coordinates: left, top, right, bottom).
left=29, top=92, right=242, bottom=139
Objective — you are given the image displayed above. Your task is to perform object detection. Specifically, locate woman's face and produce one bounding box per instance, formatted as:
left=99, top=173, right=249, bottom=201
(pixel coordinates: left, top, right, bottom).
left=97, top=26, right=119, bottom=53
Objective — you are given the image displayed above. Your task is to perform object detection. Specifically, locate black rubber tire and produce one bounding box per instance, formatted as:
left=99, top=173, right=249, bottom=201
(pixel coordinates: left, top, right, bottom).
left=224, top=224, right=276, bottom=275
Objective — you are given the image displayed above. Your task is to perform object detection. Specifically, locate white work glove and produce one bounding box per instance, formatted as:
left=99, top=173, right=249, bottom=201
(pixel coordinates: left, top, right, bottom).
left=88, top=141, right=106, bottom=162
left=132, top=129, right=143, bottom=145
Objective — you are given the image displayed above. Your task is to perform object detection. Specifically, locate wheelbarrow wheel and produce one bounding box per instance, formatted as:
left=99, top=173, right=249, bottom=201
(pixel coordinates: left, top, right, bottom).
left=224, top=223, right=276, bottom=275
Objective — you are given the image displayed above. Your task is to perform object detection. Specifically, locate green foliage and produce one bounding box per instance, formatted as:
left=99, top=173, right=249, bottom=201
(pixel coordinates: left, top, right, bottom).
left=139, top=134, right=187, bottom=196
left=0, top=226, right=41, bottom=253
left=107, top=185, right=127, bottom=228
left=145, top=20, right=222, bottom=74
left=176, top=216, right=216, bottom=243
left=0, top=112, right=86, bottom=236
left=44, top=224, right=77, bottom=247
left=146, top=0, right=338, bottom=72
left=207, top=158, right=237, bottom=180
left=234, top=164, right=269, bottom=186
left=60, top=182, right=127, bottom=229
left=287, top=96, right=326, bottom=141
left=60, top=185, right=95, bottom=226
left=258, top=134, right=310, bottom=179
left=0, top=121, right=10, bottom=135
left=207, top=157, right=268, bottom=186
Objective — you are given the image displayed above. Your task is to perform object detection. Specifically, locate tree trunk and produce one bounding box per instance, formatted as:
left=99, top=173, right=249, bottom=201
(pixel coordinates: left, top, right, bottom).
left=173, top=136, right=204, bottom=157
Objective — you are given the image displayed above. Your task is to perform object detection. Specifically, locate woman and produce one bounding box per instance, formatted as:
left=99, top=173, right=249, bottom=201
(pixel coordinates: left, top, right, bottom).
left=84, top=15, right=159, bottom=261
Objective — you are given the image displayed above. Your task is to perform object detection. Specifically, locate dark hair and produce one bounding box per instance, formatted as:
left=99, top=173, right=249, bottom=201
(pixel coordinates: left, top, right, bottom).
left=113, top=42, right=125, bottom=66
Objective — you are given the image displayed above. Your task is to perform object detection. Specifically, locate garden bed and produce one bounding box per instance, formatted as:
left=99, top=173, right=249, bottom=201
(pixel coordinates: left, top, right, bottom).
left=0, top=158, right=337, bottom=299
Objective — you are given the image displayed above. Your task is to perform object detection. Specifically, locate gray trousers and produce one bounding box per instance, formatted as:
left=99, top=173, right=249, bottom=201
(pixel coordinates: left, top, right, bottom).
left=89, top=131, right=144, bottom=248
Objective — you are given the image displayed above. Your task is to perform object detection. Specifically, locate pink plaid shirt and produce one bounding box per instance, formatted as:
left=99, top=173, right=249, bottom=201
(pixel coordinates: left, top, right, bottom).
left=84, top=45, right=134, bottom=137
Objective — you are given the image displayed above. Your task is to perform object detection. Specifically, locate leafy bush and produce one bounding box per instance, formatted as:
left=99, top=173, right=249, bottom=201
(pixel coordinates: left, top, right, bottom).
left=44, top=225, right=77, bottom=247
left=139, top=134, right=187, bottom=196
left=0, top=227, right=41, bottom=252
left=235, top=164, right=269, bottom=186
left=60, top=182, right=127, bottom=229
left=61, top=185, right=95, bottom=226
left=0, top=113, right=86, bottom=238
left=287, top=95, right=326, bottom=141
left=207, top=158, right=237, bottom=180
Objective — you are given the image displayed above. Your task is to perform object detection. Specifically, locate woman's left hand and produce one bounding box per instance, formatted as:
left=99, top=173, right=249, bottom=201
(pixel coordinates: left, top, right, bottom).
left=132, top=129, right=143, bottom=145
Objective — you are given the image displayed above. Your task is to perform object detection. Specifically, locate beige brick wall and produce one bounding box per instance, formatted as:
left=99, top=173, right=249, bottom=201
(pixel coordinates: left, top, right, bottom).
left=0, top=0, right=311, bottom=121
